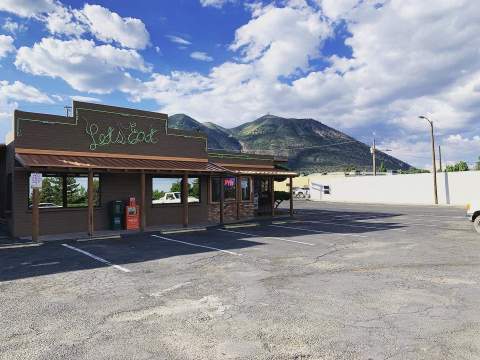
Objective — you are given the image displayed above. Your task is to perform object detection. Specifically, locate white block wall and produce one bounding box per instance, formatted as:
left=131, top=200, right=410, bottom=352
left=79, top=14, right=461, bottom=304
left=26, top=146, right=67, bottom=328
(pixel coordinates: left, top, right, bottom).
left=309, top=171, right=480, bottom=206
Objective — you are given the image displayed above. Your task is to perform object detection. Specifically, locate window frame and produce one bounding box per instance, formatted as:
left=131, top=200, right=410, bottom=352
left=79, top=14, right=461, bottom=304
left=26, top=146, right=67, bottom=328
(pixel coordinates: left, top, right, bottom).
left=27, top=172, right=102, bottom=210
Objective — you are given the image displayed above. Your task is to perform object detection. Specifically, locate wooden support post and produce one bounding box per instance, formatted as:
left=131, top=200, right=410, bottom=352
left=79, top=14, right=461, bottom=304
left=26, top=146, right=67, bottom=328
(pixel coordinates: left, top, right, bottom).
left=236, top=176, right=241, bottom=220
left=182, top=173, right=188, bottom=227
left=289, top=176, right=294, bottom=217
left=270, top=177, right=275, bottom=217
left=219, top=176, right=224, bottom=225
left=32, top=187, right=39, bottom=242
left=87, top=169, right=94, bottom=236
left=140, top=171, right=146, bottom=231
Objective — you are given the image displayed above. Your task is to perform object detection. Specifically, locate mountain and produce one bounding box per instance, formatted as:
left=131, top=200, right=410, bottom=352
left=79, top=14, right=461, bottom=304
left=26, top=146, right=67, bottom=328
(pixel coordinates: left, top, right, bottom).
left=168, top=114, right=411, bottom=174
left=168, top=114, right=241, bottom=151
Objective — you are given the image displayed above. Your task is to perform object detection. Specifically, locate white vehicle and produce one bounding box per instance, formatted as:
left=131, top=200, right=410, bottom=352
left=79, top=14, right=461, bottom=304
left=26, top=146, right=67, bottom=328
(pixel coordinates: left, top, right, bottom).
left=466, top=201, right=480, bottom=233
left=152, top=192, right=199, bottom=204
left=293, top=187, right=310, bottom=199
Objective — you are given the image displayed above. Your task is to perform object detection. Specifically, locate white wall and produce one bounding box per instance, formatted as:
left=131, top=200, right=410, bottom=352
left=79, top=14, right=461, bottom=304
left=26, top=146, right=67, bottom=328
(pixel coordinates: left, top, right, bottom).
left=310, top=171, right=480, bottom=206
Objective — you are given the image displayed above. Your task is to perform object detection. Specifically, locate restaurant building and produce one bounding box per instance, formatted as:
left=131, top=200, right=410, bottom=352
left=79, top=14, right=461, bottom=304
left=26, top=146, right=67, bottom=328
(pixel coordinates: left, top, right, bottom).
left=0, top=101, right=296, bottom=238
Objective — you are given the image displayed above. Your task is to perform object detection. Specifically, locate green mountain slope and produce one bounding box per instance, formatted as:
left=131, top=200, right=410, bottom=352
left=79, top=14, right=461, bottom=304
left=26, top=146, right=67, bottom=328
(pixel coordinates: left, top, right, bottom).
left=168, top=114, right=241, bottom=151
left=168, top=114, right=411, bottom=173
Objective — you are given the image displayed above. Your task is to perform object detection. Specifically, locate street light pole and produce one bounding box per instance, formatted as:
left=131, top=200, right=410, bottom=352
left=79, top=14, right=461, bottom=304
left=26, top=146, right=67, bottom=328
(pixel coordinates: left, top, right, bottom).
left=371, top=137, right=376, bottom=176
left=419, top=116, right=438, bottom=205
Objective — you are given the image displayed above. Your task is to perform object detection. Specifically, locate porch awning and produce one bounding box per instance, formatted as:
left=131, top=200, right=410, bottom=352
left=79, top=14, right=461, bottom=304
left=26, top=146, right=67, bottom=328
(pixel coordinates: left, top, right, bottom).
left=15, top=151, right=227, bottom=173
left=218, top=165, right=297, bottom=177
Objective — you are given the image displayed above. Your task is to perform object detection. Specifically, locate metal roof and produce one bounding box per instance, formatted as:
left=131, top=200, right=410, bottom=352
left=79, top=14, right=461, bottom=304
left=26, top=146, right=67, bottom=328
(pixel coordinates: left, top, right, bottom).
left=218, top=165, right=297, bottom=177
left=15, top=153, right=227, bottom=173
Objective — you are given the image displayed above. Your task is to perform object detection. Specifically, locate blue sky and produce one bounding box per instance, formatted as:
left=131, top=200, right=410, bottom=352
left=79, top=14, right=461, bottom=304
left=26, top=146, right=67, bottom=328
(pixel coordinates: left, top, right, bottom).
left=0, top=0, right=479, bottom=168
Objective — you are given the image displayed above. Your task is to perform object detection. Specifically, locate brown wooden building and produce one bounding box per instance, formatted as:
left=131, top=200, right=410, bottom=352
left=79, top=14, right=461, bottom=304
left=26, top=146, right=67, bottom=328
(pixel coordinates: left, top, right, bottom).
left=0, top=101, right=296, bottom=238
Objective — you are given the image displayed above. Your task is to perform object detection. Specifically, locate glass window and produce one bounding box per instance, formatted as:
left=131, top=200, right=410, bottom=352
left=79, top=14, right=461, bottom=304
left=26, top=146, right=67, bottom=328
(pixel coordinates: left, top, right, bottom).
left=187, top=177, right=201, bottom=203
left=241, top=177, right=251, bottom=201
left=224, top=177, right=236, bottom=200
left=29, top=174, right=101, bottom=209
left=29, top=175, right=63, bottom=208
left=211, top=177, right=221, bottom=203
left=152, top=177, right=182, bottom=204
left=66, top=176, right=100, bottom=207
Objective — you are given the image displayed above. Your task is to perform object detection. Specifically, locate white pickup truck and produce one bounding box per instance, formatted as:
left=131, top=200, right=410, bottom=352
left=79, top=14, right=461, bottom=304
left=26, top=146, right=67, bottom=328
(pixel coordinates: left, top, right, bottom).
left=467, top=201, right=480, bottom=233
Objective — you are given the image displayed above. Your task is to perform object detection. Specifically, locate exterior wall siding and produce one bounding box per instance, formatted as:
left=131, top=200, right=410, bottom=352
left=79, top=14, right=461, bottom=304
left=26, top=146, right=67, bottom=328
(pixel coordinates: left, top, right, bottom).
left=208, top=201, right=255, bottom=223
left=12, top=172, right=210, bottom=237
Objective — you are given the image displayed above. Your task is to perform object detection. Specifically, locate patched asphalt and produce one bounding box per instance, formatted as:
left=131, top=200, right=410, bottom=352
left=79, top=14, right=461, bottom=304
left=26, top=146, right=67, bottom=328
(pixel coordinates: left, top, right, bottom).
left=1, top=201, right=480, bottom=360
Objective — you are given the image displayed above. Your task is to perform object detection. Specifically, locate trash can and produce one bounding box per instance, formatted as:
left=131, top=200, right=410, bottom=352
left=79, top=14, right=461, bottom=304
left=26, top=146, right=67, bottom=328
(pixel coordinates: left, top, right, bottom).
left=109, top=200, right=125, bottom=230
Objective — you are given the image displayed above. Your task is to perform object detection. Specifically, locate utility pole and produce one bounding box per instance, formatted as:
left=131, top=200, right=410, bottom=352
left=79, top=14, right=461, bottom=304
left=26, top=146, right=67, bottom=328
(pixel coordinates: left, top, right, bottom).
left=419, top=116, right=438, bottom=205
left=371, top=138, right=376, bottom=176
left=64, top=105, right=72, bottom=117
left=438, top=145, right=443, bottom=172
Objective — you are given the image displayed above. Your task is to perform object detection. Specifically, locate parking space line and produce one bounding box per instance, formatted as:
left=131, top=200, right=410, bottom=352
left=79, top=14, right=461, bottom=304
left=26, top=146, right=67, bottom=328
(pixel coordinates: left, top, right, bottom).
left=30, top=261, right=60, bottom=267
left=218, top=228, right=315, bottom=246
left=151, top=234, right=242, bottom=256
left=269, top=224, right=368, bottom=238
left=61, top=244, right=131, bottom=273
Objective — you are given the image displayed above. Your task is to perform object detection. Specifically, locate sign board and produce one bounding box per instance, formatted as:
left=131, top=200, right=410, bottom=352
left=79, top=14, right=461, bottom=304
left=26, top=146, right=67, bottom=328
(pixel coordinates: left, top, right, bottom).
left=30, top=173, right=43, bottom=189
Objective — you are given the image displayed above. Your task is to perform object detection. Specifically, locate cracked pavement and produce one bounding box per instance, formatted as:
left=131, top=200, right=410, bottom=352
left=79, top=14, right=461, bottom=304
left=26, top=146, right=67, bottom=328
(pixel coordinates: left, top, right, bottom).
left=1, top=201, right=480, bottom=359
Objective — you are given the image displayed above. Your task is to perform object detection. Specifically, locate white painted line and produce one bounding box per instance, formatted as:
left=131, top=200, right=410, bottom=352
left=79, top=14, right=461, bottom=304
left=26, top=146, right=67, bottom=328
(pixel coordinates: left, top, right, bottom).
left=0, top=243, right=42, bottom=249
left=269, top=224, right=367, bottom=238
left=61, top=244, right=131, bottom=273
left=151, top=234, right=242, bottom=256
left=30, top=261, right=60, bottom=267
left=77, top=235, right=121, bottom=242
left=218, top=228, right=315, bottom=246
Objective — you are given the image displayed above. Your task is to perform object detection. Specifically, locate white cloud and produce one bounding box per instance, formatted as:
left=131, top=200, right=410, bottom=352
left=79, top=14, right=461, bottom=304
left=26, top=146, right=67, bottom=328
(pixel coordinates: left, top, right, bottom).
left=15, top=38, right=150, bottom=94
left=2, top=18, right=28, bottom=34
left=0, top=80, right=53, bottom=103
left=45, top=6, right=86, bottom=37
left=199, top=0, right=234, bottom=8
left=318, top=0, right=360, bottom=20
left=0, top=0, right=57, bottom=18
left=190, top=51, right=213, bottom=62
left=80, top=4, right=150, bottom=49
left=1, top=1, right=150, bottom=49
left=0, top=34, right=15, bottom=59
left=70, top=95, right=102, bottom=103
left=166, top=35, right=192, bottom=46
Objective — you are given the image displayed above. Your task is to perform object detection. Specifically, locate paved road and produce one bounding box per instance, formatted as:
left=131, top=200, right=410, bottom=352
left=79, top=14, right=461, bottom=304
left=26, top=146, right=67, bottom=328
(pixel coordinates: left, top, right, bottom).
left=1, top=201, right=479, bottom=359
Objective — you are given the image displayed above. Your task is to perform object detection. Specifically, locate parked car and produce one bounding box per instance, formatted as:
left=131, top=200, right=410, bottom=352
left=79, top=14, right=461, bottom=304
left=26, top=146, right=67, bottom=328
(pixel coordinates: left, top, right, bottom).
left=152, top=192, right=199, bottom=204
left=29, top=202, right=62, bottom=209
left=466, top=201, right=480, bottom=233
left=293, top=187, right=310, bottom=199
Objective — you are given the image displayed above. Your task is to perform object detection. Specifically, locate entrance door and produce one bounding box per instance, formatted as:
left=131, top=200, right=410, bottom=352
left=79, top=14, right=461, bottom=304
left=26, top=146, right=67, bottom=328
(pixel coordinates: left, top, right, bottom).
left=254, top=177, right=272, bottom=215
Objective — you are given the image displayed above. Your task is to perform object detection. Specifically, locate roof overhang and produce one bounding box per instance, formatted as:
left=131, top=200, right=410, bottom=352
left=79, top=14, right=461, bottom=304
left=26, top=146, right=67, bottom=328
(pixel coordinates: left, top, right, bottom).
left=15, top=148, right=225, bottom=173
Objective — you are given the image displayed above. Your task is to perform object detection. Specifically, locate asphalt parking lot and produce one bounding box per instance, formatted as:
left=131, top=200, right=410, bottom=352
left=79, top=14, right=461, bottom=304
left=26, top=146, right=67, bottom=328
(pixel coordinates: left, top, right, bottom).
left=1, top=201, right=480, bottom=360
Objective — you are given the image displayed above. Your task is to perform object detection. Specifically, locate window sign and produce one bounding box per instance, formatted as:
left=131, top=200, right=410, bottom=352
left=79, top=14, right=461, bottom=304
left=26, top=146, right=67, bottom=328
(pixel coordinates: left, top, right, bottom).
left=224, top=177, right=236, bottom=200
left=30, top=173, right=43, bottom=189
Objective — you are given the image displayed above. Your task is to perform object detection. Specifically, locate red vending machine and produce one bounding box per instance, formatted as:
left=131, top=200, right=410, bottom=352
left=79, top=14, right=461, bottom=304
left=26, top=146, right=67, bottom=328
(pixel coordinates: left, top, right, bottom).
left=125, top=197, right=140, bottom=230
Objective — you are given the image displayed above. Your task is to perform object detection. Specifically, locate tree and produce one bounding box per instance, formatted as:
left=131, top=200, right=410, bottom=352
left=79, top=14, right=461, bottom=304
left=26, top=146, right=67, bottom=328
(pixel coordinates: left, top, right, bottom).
left=476, top=156, right=480, bottom=171
left=378, top=162, right=387, bottom=173
left=274, top=191, right=290, bottom=208
left=446, top=161, right=469, bottom=172
left=39, top=177, right=62, bottom=205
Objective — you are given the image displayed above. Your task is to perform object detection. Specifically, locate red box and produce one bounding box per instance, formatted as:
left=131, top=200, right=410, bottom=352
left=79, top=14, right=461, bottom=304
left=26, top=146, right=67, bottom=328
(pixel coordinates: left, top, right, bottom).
left=125, top=197, right=140, bottom=230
